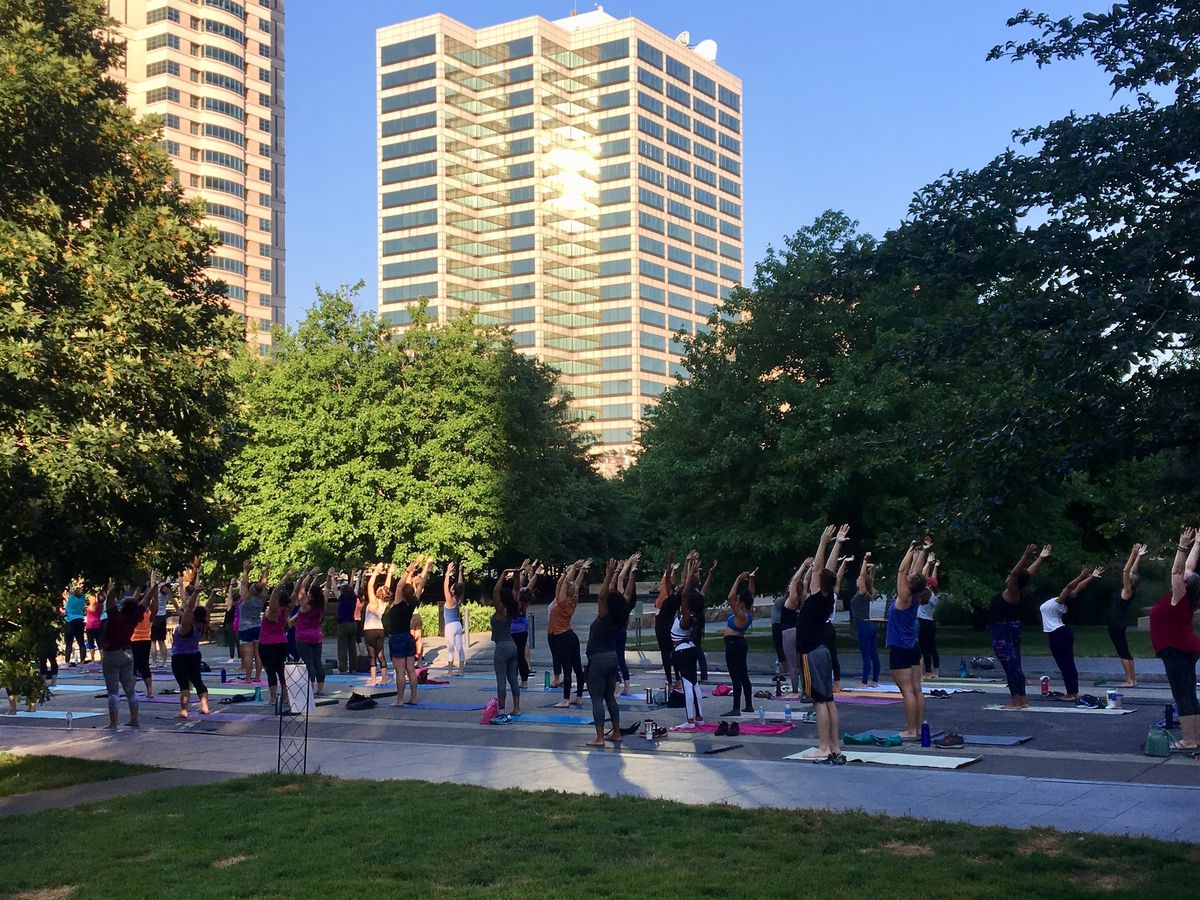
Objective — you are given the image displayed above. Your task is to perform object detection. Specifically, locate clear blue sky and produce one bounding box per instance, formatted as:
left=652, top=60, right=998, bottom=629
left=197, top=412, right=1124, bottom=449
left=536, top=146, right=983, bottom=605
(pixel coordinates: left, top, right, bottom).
left=284, top=0, right=1120, bottom=326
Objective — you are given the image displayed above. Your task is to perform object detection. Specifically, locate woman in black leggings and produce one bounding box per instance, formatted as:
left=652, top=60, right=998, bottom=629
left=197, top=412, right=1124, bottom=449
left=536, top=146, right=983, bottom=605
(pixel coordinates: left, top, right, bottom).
left=548, top=560, right=588, bottom=708
left=721, top=570, right=756, bottom=717
left=654, top=552, right=678, bottom=687
left=1110, top=543, right=1145, bottom=687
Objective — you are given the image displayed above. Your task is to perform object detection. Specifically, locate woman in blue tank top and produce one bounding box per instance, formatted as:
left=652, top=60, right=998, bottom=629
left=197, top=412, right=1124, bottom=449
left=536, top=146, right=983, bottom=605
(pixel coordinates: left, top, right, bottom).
left=889, top=540, right=931, bottom=740
left=721, top=570, right=756, bottom=718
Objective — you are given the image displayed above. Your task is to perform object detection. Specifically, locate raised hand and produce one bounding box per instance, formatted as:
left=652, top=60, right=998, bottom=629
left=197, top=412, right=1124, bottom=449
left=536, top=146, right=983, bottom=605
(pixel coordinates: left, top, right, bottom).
left=822, top=524, right=838, bottom=541
left=1137, top=544, right=1148, bottom=557
left=837, top=524, right=851, bottom=542
left=1090, top=567, right=1105, bottom=579
left=1039, top=544, right=1053, bottom=559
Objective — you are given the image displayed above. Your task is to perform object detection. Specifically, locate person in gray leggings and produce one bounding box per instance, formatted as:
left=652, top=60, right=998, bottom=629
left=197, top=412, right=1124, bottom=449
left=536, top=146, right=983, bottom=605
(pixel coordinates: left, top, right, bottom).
left=491, top=569, right=522, bottom=716
left=585, top=555, right=637, bottom=748
left=100, top=574, right=160, bottom=729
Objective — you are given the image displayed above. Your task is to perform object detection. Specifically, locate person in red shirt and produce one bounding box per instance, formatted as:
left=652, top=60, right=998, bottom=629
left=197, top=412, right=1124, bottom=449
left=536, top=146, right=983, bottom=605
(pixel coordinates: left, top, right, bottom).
left=1149, top=527, right=1200, bottom=753
left=101, top=575, right=160, bottom=730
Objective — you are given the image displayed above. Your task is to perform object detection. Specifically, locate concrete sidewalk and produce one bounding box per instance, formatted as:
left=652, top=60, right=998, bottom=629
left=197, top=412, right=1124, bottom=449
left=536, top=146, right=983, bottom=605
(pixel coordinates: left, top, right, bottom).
left=2, top=724, right=1197, bottom=842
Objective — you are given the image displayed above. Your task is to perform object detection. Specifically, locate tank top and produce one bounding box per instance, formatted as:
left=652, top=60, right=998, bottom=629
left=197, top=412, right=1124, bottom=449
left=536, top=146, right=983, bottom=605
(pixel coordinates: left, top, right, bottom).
left=510, top=611, right=528, bottom=634
left=260, top=609, right=287, bottom=645
left=171, top=624, right=202, bottom=656
left=444, top=602, right=461, bottom=625
left=886, top=599, right=918, bottom=649
left=389, top=600, right=415, bottom=635
left=491, top=613, right=512, bottom=643
left=131, top=607, right=152, bottom=642
left=669, top=615, right=694, bottom=650
left=363, top=605, right=384, bottom=630
left=990, top=591, right=1021, bottom=625
left=295, top=606, right=324, bottom=644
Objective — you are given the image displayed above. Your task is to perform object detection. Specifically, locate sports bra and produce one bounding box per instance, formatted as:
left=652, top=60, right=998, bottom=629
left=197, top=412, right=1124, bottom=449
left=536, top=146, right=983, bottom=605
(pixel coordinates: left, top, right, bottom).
left=726, top=613, right=752, bottom=634
left=670, top=615, right=694, bottom=650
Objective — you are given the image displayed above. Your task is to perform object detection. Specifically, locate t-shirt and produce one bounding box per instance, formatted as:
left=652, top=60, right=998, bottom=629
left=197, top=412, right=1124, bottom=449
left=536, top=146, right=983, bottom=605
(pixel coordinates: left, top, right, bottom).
left=990, top=591, right=1021, bottom=625
left=849, top=592, right=873, bottom=628
left=779, top=603, right=798, bottom=630
left=1108, top=590, right=1133, bottom=629
left=336, top=587, right=357, bottom=624
left=917, top=592, right=938, bottom=622
left=64, top=593, right=86, bottom=621
left=1149, top=591, right=1200, bottom=655
left=131, top=607, right=153, bottom=642
left=587, top=601, right=625, bottom=657
left=240, top=593, right=266, bottom=629
left=1040, top=597, right=1067, bottom=633
left=388, top=600, right=415, bottom=636
left=547, top=595, right=577, bottom=635
left=101, top=607, right=140, bottom=652
left=795, top=592, right=834, bottom=655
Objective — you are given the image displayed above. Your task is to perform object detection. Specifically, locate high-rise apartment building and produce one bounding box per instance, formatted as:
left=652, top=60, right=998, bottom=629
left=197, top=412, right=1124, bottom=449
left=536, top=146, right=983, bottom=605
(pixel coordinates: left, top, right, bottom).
left=108, top=0, right=286, bottom=355
left=376, top=8, right=743, bottom=472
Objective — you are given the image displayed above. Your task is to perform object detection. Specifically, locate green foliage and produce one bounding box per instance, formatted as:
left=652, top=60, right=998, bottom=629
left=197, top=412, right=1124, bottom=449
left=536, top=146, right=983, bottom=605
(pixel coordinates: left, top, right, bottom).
left=414, top=601, right=492, bottom=637
left=219, top=286, right=614, bottom=572
left=629, top=2, right=1199, bottom=592
left=0, top=0, right=241, bottom=700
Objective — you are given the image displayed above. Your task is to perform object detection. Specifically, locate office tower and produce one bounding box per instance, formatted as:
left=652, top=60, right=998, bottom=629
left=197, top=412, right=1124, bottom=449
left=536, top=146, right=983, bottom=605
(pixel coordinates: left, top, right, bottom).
left=108, top=0, right=286, bottom=355
left=376, top=8, right=744, bottom=472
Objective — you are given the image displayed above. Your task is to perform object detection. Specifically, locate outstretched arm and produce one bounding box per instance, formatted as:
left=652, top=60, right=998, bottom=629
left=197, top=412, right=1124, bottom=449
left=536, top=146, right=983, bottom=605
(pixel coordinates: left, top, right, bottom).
left=573, top=559, right=591, bottom=594
left=493, top=569, right=514, bottom=610
left=413, top=555, right=434, bottom=597
left=443, top=562, right=454, bottom=604
left=896, top=542, right=917, bottom=604
left=1069, top=566, right=1104, bottom=600
left=239, top=560, right=251, bottom=607
left=857, top=552, right=873, bottom=595
left=623, top=553, right=640, bottom=603
left=598, top=559, right=617, bottom=618
left=1121, top=544, right=1143, bottom=599
left=1027, top=544, right=1051, bottom=577
left=699, top=559, right=717, bottom=599
left=1004, top=544, right=1038, bottom=605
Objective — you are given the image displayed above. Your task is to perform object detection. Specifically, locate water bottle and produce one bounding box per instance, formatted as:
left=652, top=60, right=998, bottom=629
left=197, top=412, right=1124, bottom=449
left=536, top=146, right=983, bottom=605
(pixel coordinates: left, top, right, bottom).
left=920, top=721, right=931, bottom=748
left=544, top=671, right=550, bottom=690
left=644, top=719, right=653, bottom=740
left=1165, top=703, right=1176, bottom=728
left=757, top=706, right=765, bottom=725
left=1040, top=675, right=1050, bottom=696
left=220, top=667, right=227, bottom=684
left=784, top=702, right=793, bottom=723
left=774, top=659, right=781, bottom=677
left=65, top=711, right=73, bottom=731
left=254, top=686, right=261, bottom=702
left=958, top=658, right=967, bottom=679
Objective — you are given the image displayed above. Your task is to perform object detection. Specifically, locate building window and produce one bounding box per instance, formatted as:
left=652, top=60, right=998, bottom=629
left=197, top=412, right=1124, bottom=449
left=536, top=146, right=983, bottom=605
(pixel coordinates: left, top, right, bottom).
left=204, top=97, right=244, bottom=121
left=145, top=86, right=180, bottom=104
left=146, top=6, right=180, bottom=25
left=147, top=33, right=181, bottom=51
left=204, top=45, right=244, bottom=70
left=380, top=35, right=437, bottom=67
left=636, top=39, right=663, bottom=69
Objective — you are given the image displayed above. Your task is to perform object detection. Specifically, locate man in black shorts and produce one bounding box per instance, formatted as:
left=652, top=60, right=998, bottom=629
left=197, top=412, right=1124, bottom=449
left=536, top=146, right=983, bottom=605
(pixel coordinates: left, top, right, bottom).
left=796, top=524, right=848, bottom=763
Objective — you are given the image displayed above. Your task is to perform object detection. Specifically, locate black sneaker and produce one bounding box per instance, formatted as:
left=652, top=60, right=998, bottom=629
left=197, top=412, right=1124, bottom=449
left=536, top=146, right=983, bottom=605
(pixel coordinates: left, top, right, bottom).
left=716, top=721, right=729, bottom=736
left=935, top=732, right=965, bottom=749
left=728, top=721, right=740, bottom=737
left=723, top=707, right=741, bottom=717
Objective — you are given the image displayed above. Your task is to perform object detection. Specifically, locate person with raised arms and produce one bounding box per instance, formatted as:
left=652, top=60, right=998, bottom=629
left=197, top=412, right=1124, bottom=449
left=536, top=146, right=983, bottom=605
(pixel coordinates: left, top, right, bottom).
left=548, top=559, right=589, bottom=708
left=992, top=543, right=1050, bottom=710
left=672, top=554, right=706, bottom=728
left=613, top=554, right=637, bottom=697
left=259, top=570, right=294, bottom=710
left=653, top=551, right=679, bottom=689
left=490, top=567, right=522, bottom=719
left=364, top=563, right=394, bottom=686
left=1110, top=543, right=1146, bottom=687
left=851, top=553, right=881, bottom=688
left=171, top=576, right=211, bottom=718
left=889, top=539, right=931, bottom=740
left=442, top=561, right=467, bottom=677
left=335, top=568, right=362, bottom=675
left=584, top=556, right=634, bottom=747
left=1150, top=528, right=1200, bottom=753
left=101, top=575, right=156, bottom=729
left=917, top=553, right=941, bottom=679
left=1040, top=564, right=1104, bottom=703
left=781, top=557, right=813, bottom=695
left=237, top=559, right=269, bottom=684
left=291, top=568, right=329, bottom=697
left=150, top=580, right=173, bottom=667
left=511, top=560, right=539, bottom=687
left=721, top=568, right=757, bottom=717
left=389, top=555, right=433, bottom=707
left=795, top=524, right=848, bottom=763
left=62, top=579, right=87, bottom=667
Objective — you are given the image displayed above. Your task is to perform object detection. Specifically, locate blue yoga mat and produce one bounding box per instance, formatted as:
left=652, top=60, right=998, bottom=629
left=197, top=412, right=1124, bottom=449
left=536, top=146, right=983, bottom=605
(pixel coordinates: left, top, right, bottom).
left=44, top=684, right=106, bottom=693
left=513, top=713, right=592, bottom=725
left=403, top=702, right=485, bottom=711
left=1, top=710, right=102, bottom=720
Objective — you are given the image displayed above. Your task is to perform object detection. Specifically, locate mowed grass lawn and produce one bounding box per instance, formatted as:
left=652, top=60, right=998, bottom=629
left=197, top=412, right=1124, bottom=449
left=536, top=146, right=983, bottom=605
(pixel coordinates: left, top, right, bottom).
left=0, top=751, right=156, bottom=798
left=0, top=774, right=1194, bottom=899
left=631, top=624, right=1152, bottom=660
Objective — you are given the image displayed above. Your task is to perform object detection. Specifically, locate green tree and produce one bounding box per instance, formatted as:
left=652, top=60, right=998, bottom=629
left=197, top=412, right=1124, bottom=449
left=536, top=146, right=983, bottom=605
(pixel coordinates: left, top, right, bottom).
left=220, top=286, right=613, bottom=572
left=0, top=0, right=242, bottom=699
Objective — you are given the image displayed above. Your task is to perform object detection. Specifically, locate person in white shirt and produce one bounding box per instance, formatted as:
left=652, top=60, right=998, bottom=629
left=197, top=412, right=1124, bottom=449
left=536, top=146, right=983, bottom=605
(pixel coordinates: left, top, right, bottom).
left=917, top=555, right=941, bottom=678
left=1040, top=566, right=1104, bottom=701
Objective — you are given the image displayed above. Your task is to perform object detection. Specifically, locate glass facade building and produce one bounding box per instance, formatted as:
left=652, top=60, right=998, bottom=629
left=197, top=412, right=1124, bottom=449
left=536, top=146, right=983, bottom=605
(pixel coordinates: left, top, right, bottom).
left=107, top=0, right=286, bottom=356
left=376, top=9, right=743, bottom=472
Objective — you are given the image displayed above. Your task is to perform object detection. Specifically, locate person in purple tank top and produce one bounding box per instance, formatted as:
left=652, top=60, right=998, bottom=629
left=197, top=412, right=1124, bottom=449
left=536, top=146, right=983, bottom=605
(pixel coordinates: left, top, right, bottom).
left=171, top=579, right=210, bottom=718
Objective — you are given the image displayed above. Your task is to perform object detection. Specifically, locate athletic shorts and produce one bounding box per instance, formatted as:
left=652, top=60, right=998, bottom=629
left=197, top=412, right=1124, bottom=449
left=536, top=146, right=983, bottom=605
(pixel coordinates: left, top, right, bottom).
left=151, top=615, right=168, bottom=642
left=800, top=645, right=835, bottom=704
left=388, top=633, right=416, bottom=659
left=238, top=626, right=261, bottom=643
left=889, top=644, right=922, bottom=670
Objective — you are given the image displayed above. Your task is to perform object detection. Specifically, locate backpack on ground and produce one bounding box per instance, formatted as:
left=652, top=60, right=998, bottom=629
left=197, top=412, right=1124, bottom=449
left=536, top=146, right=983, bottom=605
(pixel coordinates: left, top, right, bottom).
left=353, top=654, right=370, bottom=674
left=345, top=692, right=377, bottom=711
left=1145, top=729, right=1172, bottom=757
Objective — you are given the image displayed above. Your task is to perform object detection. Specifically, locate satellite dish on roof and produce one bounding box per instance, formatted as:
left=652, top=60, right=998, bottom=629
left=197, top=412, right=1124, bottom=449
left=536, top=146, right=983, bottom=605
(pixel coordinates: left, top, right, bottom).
left=694, top=38, right=718, bottom=61
left=675, top=30, right=691, bottom=45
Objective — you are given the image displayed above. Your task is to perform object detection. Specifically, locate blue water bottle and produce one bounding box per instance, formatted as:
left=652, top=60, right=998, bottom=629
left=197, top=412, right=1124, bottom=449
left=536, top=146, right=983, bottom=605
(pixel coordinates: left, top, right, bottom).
left=958, top=658, right=967, bottom=679
left=220, top=667, right=227, bottom=684
left=784, top=702, right=793, bottom=723
left=920, top=721, right=931, bottom=748
left=757, top=706, right=766, bottom=725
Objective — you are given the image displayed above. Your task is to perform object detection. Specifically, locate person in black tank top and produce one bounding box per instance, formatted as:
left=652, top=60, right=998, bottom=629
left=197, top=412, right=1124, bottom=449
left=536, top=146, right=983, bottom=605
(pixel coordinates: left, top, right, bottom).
left=991, top=543, right=1050, bottom=709
left=1111, top=542, right=1146, bottom=686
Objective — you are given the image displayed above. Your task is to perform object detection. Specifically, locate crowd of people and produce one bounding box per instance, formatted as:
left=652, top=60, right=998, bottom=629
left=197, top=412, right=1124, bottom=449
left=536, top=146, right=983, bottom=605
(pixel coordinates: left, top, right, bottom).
left=8, top=527, right=1199, bottom=758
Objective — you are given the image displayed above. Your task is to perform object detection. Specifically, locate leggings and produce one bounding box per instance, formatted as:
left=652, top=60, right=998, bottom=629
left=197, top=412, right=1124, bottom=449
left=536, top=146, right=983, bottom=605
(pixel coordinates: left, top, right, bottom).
left=1109, top=624, right=1132, bottom=661
left=102, top=649, right=138, bottom=715
left=225, top=627, right=240, bottom=659
left=655, top=627, right=673, bottom=684
left=782, top=627, right=799, bottom=693
left=1047, top=626, right=1078, bottom=695
left=297, top=641, right=325, bottom=684
left=1158, top=648, right=1199, bottom=717
left=918, top=618, right=939, bottom=674
left=697, top=644, right=708, bottom=681
left=855, top=619, right=880, bottom=684
left=548, top=630, right=583, bottom=698
left=131, top=640, right=152, bottom=680
left=614, top=629, right=629, bottom=682
left=512, top=631, right=530, bottom=682
left=822, top=621, right=840, bottom=682
left=66, top=619, right=86, bottom=662
left=991, top=620, right=1026, bottom=698
left=587, top=651, right=620, bottom=728
left=336, top=621, right=358, bottom=672
left=673, top=645, right=703, bottom=721
left=260, top=642, right=288, bottom=688
left=494, top=640, right=520, bottom=709
left=40, top=649, right=59, bottom=681
left=171, top=652, right=208, bottom=695
left=444, top=620, right=464, bottom=667
left=771, top=623, right=786, bottom=670
left=723, top=635, right=752, bottom=711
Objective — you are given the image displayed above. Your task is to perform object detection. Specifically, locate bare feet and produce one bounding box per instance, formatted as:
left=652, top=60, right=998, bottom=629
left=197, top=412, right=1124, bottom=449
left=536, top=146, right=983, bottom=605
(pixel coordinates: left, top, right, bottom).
left=571, top=697, right=583, bottom=707
left=553, top=699, right=571, bottom=708
left=1117, top=681, right=1137, bottom=688
left=178, top=710, right=189, bottom=719
left=392, top=701, right=403, bottom=707
left=1001, top=700, right=1029, bottom=710
left=584, top=739, right=605, bottom=748
left=899, top=731, right=919, bottom=740
left=605, top=730, right=622, bottom=742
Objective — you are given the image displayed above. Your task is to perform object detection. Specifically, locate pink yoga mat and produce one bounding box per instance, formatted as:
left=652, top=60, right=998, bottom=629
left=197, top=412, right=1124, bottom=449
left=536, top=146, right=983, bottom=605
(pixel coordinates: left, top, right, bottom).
left=673, top=722, right=795, bottom=735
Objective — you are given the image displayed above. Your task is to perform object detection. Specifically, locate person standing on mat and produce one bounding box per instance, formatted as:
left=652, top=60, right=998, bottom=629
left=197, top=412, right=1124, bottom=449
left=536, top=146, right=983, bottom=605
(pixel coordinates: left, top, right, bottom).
left=721, top=569, right=757, bottom=717
left=101, top=575, right=155, bottom=729
left=172, top=577, right=211, bottom=718
left=1111, top=543, right=1146, bottom=687
left=585, top=557, right=629, bottom=747
left=992, top=543, right=1050, bottom=710
left=889, top=539, right=930, bottom=741
left=782, top=558, right=814, bottom=695
left=653, top=552, right=679, bottom=689
left=796, top=524, right=848, bottom=763
left=851, top=554, right=881, bottom=688
left=672, top=555, right=706, bottom=728
left=490, top=568, right=522, bottom=718
left=260, top=572, right=293, bottom=710
left=1040, top=565, right=1103, bottom=703
left=917, top=554, right=941, bottom=679
left=442, top=561, right=466, bottom=677
left=612, top=554, right=638, bottom=696
left=390, top=556, right=433, bottom=707
left=237, top=559, right=269, bottom=684
left=130, top=581, right=155, bottom=698
left=335, top=570, right=360, bottom=675
left=291, top=569, right=329, bottom=698
left=693, top=556, right=716, bottom=683
left=548, top=560, right=589, bottom=708
left=510, top=561, right=537, bottom=688
left=1150, top=527, right=1200, bottom=753
left=824, top=554, right=852, bottom=694
left=62, top=580, right=87, bottom=666
left=150, top=581, right=173, bottom=667
left=84, top=589, right=104, bottom=664
left=364, top=563, right=393, bottom=686
left=770, top=588, right=790, bottom=684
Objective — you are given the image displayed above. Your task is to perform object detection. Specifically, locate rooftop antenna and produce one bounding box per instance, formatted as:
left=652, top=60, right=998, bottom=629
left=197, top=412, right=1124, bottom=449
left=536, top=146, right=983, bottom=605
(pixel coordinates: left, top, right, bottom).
left=675, top=30, right=691, bottom=45
left=694, top=38, right=718, bottom=61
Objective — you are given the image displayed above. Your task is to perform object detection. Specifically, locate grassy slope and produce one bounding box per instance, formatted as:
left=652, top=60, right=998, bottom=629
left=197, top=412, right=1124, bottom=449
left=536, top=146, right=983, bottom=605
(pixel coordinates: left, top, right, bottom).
left=0, top=774, right=1192, bottom=899
left=0, top=751, right=157, bottom=798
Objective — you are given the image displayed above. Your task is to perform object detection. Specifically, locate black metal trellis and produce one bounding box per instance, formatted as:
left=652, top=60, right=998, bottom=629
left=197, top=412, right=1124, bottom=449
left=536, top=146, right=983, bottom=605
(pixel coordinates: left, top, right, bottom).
left=277, top=663, right=310, bottom=775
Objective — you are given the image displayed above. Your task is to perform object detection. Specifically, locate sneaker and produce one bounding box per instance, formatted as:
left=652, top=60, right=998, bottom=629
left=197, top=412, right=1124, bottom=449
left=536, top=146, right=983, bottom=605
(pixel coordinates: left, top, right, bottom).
left=934, top=732, right=965, bottom=749
left=716, top=721, right=729, bottom=736
left=823, top=752, right=847, bottom=766
left=722, top=708, right=741, bottom=717
left=728, top=722, right=740, bottom=737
